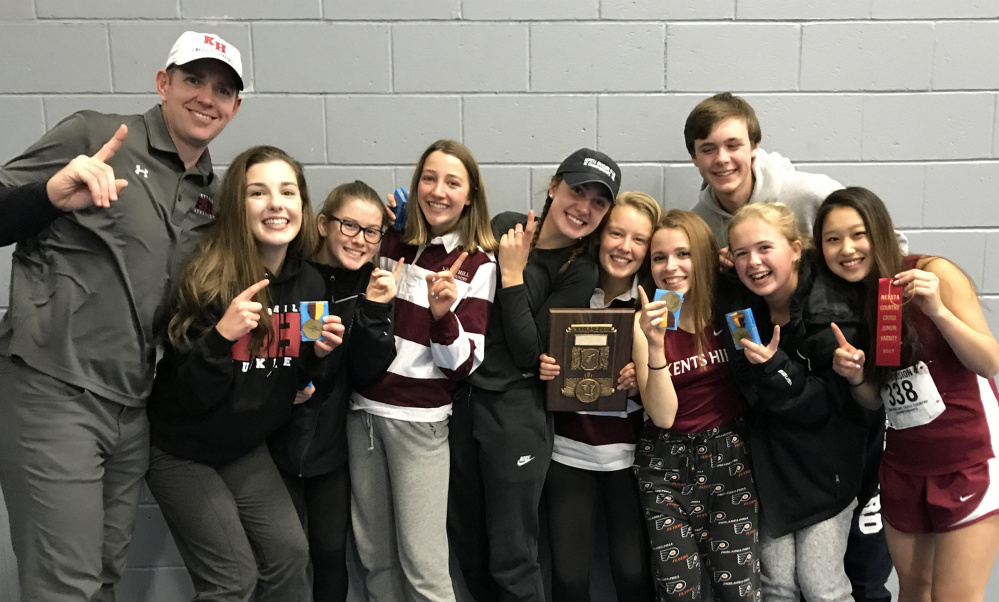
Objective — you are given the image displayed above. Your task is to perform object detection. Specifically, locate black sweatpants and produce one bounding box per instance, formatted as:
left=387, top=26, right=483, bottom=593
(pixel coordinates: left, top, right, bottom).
left=279, top=465, right=351, bottom=602
left=844, top=411, right=892, bottom=602
left=544, top=461, right=654, bottom=602
left=633, top=419, right=760, bottom=602
left=448, top=383, right=552, bottom=602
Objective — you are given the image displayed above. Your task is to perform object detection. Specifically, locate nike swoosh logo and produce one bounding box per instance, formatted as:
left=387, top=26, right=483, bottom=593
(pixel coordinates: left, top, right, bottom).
left=714, top=329, right=725, bottom=336
left=960, top=493, right=975, bottom=502
left=517, top=455, right=534, bottom=467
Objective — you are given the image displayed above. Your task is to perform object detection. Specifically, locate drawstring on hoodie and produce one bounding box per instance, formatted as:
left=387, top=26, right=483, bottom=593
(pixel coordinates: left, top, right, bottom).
left=361, top=411, right=374, bottom=451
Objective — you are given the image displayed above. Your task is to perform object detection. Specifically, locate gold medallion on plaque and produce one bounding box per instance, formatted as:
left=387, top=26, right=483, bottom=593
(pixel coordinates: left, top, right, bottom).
left=547, top=309, right=634, bottom=412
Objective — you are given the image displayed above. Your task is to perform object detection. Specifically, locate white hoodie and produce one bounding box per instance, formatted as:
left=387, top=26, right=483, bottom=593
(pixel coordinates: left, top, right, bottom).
left=690, top=149, right=841, bottom=248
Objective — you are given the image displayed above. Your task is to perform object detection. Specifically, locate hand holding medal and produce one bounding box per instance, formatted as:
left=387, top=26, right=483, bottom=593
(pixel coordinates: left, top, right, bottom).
left=313, top=314, right=345, bottom=357
left=216, top=278, right=269, bottom=341
left=637, top=285, right=667, bottom=346
left=739, top=324, right=780, bottom=365
left=426, top=251, right=468, bottom=321
left=294, top=382, right=315, bottom=405
left=366, top=257, right=405, bottom=304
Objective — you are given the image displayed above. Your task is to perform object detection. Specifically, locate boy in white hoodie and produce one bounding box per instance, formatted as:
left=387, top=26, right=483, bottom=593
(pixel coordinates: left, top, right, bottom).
left=686, top=92, right=843, bottom=253
left=685, top=91, right=894, bottom=602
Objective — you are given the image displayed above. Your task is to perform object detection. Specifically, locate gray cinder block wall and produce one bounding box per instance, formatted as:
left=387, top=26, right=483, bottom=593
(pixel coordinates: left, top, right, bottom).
left=1, top=1, right=998, bottom=600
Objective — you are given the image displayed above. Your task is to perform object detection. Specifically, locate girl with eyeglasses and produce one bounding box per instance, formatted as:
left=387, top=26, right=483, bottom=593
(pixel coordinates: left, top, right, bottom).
left=269, top=180, right=399, bottom=602
left=349, top=140, right=498, bottom=601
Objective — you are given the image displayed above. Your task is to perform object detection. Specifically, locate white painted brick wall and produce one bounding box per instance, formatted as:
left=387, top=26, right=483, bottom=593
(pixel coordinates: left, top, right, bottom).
left=1, top=2, right=998, bottom=600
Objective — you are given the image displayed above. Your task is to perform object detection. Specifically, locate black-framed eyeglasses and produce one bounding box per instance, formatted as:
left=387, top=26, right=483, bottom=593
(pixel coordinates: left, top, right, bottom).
left=328, top=216, right=385, bottom=243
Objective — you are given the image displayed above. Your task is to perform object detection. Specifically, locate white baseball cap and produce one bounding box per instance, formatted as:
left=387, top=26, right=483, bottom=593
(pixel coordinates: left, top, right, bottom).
left=165, top=31, right=244, bottom=90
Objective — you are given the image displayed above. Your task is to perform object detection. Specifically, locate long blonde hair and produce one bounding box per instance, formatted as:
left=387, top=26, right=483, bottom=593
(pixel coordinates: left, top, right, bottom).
left=168, top=145, right=317, bottom=352
left=728, top=202, right=812, bottom=252
left=608, top=191, right=662, bottom=295
left=404, top=140, right=497, bottom=253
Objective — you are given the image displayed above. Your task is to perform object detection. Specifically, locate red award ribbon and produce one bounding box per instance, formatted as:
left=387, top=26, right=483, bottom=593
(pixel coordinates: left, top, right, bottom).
left=876, top=277, right=903, bottom=366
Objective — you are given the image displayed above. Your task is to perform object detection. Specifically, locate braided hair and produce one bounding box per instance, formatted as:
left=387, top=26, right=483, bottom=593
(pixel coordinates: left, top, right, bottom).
left=529, top=177, right=607, bottom=273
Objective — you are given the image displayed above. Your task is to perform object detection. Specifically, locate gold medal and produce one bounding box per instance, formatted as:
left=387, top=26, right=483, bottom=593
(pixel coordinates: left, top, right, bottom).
left=732, top=327, right=751, bottom=344
left=661, top=291, right=681, bottom=312
left=303, top=318, right=322, bottom=340
left=574, top=378, right=601, bottom=403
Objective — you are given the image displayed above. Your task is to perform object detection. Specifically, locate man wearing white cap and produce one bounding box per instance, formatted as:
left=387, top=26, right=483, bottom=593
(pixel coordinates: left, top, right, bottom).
left=0, top=31, right=242, bottom=600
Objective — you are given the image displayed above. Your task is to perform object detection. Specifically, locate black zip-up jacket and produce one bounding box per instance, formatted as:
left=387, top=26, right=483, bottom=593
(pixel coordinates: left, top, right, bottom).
left=269, top=262, right=396, bottom=477
left=717, top=250, right=872, bottom=537
left=467, top=211, right=599, bottom=392
left=148, top=255, right=326, bottom=467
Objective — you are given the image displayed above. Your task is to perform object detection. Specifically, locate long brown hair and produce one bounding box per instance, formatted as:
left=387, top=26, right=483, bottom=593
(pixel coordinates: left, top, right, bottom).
left=814, top=187, right=919, bottom=387
left=656, top=210, right=719, bottom=357
left=168, top=145, right=317, bottom=352
left=404, top=140, right=497, bottom=253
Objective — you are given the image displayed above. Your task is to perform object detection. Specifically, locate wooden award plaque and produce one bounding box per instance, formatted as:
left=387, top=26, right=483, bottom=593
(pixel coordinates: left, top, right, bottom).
left=546, top=308, right=635, bottom=412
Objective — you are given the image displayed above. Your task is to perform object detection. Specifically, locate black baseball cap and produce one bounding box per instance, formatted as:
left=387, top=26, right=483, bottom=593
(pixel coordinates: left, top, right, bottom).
left=555, top=148, right=622, bottom=199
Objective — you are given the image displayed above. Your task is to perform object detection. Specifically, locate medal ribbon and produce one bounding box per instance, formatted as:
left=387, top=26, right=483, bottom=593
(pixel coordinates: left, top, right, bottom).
left=876, top=277, right=903, bottom=366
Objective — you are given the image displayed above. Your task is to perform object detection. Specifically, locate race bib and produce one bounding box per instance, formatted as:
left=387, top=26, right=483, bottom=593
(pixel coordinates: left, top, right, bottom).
left=880, top=361, right=945, bottom=430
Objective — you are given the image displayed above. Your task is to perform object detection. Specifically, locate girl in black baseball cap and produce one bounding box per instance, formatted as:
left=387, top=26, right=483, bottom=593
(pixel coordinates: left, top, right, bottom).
left=448, top=148, right=621, bottom=601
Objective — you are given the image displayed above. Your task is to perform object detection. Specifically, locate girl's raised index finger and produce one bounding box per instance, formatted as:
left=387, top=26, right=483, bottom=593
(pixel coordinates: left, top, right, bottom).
left=829, top=322, right=850, bottom=348
left=524, top=209, right=537, bottom=235
left=391, top=257, right=406, bottom=279
left=448, top=251, right=468, bottom=274
left=237, top=278, right=270, bottom=301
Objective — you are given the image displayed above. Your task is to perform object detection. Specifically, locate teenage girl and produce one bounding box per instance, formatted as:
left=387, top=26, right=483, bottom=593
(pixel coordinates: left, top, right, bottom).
left=536, top=191, right=659, bottom=602
left=631, top=209, right=760, bottom=601
left=146, top=145, right=342, bottom=600
left=448, top=148, right=619, bottom=602
left=720, top=202, right=872, bottom=602
left=268, top=180, right=399, bottom=602
left=816, top=187, right=999, bottom=602
left=348, top=140, right=497, bottom=602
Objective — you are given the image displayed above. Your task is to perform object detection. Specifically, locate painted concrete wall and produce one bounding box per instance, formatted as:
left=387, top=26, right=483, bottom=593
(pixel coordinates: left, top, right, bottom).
left=1, top=1, right=997, bottom=600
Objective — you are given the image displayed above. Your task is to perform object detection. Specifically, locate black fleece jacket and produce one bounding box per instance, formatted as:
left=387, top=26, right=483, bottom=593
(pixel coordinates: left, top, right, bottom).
left=269, top=262, right=396, bottom=477
left=467, top=211, right=599, bottom=391
left=148, top=255, right=326, bottom=467
left=717, top=250, right=872, bottom=537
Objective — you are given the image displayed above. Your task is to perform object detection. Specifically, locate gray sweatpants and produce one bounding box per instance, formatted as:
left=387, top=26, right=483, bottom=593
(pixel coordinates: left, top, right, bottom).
left=347, top=410, right=455, bottom=602
left=0, top=355, right=148, bottom=602
left=145, top=443, right=309, bottom=602
left=760, top=499, right=858, bottom=602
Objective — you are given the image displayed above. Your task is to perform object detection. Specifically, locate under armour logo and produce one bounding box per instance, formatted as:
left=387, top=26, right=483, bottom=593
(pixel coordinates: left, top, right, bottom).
left=135, top=164, right=148, bottom=178
left=516, top=455, right=534, bottom=467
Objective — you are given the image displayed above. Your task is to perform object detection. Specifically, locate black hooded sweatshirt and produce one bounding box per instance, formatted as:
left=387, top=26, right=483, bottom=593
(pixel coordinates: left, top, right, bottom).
left=269, top=261, right=396, bottom=477
left=716, top=250, right=874, bottom=537
left=149, top=254, right=326, bottom=467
